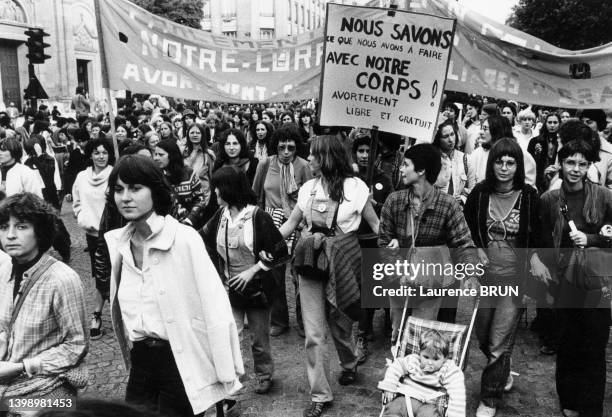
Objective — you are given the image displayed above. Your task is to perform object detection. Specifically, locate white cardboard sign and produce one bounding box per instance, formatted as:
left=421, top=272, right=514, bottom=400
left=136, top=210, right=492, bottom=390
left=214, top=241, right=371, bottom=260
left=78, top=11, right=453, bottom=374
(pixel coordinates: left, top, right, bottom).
left=319, top=4, right=456, bottom=141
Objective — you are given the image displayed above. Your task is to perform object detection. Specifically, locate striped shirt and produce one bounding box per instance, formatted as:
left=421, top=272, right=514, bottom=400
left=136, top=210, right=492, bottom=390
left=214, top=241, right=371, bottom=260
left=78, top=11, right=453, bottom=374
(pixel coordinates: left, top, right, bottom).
left=379, top=353, right=465, bottom=417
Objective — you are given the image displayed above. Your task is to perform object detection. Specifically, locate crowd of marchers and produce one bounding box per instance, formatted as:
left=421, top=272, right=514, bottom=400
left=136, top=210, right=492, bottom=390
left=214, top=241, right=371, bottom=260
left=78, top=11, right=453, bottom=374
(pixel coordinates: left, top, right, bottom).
left=0, top=91, right=611, bottom=417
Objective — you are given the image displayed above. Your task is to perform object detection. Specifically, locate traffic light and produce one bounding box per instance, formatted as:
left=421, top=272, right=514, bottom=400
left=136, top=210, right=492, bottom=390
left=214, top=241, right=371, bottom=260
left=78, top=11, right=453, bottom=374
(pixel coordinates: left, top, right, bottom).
left=24, top=28, right=51, bottom=64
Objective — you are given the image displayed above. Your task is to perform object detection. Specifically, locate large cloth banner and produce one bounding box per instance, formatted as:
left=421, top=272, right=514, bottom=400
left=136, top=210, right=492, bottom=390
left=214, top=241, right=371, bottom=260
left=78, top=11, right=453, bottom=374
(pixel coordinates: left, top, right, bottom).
left=97, top=0, right=612, bottom=108
left=97, top=0, right=324, bottom=102
left=412, top=0, right=612, bottom=109
left=319, top=4, right=455, bottom=138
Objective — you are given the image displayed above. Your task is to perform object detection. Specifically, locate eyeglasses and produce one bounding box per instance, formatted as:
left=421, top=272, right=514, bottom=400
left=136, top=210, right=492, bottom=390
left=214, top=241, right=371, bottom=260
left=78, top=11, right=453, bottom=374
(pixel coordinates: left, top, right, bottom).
left=494, top=159, right=517, bottom=168
left=278, top=144, right=296, bottom=152
left=563, top=160, right=589, bottom=170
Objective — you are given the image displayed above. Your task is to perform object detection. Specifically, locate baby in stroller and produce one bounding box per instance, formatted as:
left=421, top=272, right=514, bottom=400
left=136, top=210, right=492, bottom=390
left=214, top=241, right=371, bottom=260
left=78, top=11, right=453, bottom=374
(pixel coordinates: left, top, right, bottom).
left=378, top=329, right=466, bottom=417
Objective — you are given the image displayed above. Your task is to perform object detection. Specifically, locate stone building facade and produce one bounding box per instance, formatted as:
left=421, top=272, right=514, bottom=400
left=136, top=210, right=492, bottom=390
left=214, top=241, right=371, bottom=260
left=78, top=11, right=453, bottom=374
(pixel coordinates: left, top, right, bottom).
left=0, top=0, right=103, bottom=112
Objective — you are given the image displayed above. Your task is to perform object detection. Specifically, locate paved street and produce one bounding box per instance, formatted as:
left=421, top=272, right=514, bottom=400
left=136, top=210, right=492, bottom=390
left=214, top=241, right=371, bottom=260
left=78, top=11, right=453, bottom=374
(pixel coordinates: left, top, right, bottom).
left=57, top=203, right=612, bottom=417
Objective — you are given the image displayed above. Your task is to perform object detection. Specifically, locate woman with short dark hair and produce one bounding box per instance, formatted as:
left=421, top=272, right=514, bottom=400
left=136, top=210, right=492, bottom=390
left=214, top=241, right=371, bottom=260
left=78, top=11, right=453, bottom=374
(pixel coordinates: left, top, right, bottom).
left=0, top=193, right=88, bottom=413
left=105, top=156, right=243, bottom=417
left=0, top=137, right=43, bottom=198
left=72, top=138, right=115, bottom=340
left=199, top=166, right=288, bottom=397
left=538, top=139, right=612, bottom=417
left=379, top=144, right=478, bottom=339
left=252, top=124, right=312, bottom=337
left=24, top=134, right=60, bottom=209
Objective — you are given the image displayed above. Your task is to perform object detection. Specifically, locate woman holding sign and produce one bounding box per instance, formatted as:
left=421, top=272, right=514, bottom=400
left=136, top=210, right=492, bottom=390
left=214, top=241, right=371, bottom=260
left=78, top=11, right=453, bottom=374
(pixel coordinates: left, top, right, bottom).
left=278, top=135, right=379, bottom=417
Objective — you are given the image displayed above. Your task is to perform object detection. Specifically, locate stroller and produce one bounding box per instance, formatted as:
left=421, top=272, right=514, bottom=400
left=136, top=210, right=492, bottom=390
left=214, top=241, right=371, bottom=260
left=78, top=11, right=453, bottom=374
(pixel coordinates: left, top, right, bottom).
left=377, top=297, right=480, bottom=417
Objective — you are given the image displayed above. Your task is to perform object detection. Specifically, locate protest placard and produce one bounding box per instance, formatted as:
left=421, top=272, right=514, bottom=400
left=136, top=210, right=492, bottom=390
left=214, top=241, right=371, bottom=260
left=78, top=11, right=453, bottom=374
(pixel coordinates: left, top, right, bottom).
left=318, top=3, right=456, bottom=140
left=96, top=0, right=612, bottom=108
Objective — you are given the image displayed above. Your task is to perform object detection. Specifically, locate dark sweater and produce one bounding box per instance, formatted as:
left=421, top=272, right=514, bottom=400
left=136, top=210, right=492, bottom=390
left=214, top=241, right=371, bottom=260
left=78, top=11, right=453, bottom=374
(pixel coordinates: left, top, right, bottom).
left=464, top=183, right=541, bottom=250
left=199, top=207, right=289, bottom=305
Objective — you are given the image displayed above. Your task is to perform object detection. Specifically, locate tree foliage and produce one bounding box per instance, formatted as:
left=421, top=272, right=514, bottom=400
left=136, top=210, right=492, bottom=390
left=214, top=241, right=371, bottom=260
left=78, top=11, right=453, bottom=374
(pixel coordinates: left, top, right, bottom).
left=131, top=0, right=204, bottom=29
left=506, top=0, right=612, bottom=50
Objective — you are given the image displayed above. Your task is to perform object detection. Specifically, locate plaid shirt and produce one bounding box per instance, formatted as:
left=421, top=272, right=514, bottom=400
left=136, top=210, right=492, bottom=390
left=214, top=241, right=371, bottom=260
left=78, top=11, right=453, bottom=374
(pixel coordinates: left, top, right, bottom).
left=0, top=254, right=88, bottom=376
left=378, top=187, right=478, bottom=265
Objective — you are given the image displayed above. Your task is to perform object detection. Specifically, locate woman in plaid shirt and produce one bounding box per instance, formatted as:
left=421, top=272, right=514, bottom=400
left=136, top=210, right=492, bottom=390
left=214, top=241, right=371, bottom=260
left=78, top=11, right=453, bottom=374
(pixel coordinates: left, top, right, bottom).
left=0, top=193, right=88, bottom=414
left=378, top=144, right=480, bottom=341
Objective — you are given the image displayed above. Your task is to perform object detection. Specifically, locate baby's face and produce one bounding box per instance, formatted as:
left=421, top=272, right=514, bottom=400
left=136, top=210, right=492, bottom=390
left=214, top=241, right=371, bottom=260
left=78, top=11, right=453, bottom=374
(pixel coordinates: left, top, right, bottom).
left=419, top=350, right=445, bottom=373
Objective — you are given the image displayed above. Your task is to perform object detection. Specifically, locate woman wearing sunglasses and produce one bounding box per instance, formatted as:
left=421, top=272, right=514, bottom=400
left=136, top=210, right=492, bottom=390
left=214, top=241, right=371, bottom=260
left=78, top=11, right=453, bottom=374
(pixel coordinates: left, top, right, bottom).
left=252, top=124, right=312, bottom=337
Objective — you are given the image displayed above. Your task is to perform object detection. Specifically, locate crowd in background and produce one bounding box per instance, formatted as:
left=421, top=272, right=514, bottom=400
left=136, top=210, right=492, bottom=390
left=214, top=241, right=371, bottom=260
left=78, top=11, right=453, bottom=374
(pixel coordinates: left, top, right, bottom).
left=0, top=91, right=611, bottom=417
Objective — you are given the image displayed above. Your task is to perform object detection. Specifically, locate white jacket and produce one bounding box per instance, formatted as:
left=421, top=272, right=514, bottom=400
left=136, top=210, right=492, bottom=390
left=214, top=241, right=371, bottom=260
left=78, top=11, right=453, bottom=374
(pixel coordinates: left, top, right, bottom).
left=105, top=215, right=243, bottom=414
left=3, top=163, right=43, bottom=198
left=72, top=166, right=112, bottom=235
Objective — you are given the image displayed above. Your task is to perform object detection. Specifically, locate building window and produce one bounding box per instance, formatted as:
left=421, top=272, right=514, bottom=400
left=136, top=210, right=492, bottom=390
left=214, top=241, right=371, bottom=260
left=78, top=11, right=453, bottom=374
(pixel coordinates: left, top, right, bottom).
left=221, top=0, right=237, bottom=19
left=260, top=0, right=274, bottom=17
left=288, top=0, right=292, bottom=20
left=300, top=5, right=304, bottom=26
left=294, top=4, right=298, bottom=24
left=260, top=29, right=275, bottom=39
left=223, top=31, right=237, bottom=38
left=203, top=1, right=211, bottom=18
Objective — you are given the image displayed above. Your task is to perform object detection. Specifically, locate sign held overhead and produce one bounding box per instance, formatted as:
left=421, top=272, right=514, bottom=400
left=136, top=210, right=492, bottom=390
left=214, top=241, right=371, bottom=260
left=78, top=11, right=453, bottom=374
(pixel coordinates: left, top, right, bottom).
left=318, top=3, right=456, bottom=140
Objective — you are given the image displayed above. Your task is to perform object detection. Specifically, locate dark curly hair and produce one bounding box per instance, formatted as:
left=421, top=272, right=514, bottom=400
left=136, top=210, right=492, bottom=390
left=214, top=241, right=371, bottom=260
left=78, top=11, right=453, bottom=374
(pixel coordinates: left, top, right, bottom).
left=271, top=123, right=303, bottom=150
left=84, top=138, right=116, bottom=167
left=0, top=193, right=58, bottom=254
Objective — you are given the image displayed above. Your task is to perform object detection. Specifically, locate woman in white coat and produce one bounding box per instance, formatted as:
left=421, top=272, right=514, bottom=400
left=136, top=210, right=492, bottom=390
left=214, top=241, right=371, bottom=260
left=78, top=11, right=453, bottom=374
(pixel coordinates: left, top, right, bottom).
left=72, top=138, right=115, bottom=340
left=104, top=155, right=243, bottom=417
left=0, top=137, right=43, bottom=197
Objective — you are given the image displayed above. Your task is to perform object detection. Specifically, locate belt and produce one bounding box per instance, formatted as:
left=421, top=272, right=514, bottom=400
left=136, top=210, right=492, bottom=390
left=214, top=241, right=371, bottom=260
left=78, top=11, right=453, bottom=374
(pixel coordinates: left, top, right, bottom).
left=135, top=337, right=170, bottom=348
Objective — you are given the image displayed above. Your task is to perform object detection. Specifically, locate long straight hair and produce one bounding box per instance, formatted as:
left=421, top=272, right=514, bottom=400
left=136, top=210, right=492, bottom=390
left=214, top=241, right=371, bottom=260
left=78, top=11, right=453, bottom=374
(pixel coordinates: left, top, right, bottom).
left=310, top=135, right=355, bottom=202
left=155, top=139, right=185, bottom=185
left=184, top=123, right=211, bottom=156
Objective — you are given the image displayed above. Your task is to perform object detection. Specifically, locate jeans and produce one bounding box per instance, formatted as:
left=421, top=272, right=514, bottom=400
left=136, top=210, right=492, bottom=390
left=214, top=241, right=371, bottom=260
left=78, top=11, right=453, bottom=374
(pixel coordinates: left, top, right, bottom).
left=299, top=275, right=358, bottom=402
left=382, top=396, right=441, bottom=417
left=475, top=294, right=523, bottom=408
left=232, top=305, right=274, bottom=381
left=270, top=266, right=289, bottom=329
left=556, top=308, right=610, bottom=416
left=126, top=342, right=196, bottom=417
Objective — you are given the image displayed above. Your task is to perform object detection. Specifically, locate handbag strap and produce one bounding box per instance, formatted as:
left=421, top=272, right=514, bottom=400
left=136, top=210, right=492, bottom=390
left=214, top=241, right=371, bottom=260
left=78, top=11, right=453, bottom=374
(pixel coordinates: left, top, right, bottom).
left=329, top=201, right=340, bottom=235
left=223, top=207, right=260, bottom=276
left=8, top=257, right=57, bottom=333
left=224, top=215, right=230, bottom=279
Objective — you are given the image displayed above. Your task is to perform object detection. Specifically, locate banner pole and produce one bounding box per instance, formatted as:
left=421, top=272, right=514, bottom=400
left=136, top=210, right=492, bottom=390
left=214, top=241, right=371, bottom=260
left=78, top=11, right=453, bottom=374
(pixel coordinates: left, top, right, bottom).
left=94, top=0, right=119, bottom=159
left=366, top=125, right=379, bottom=187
